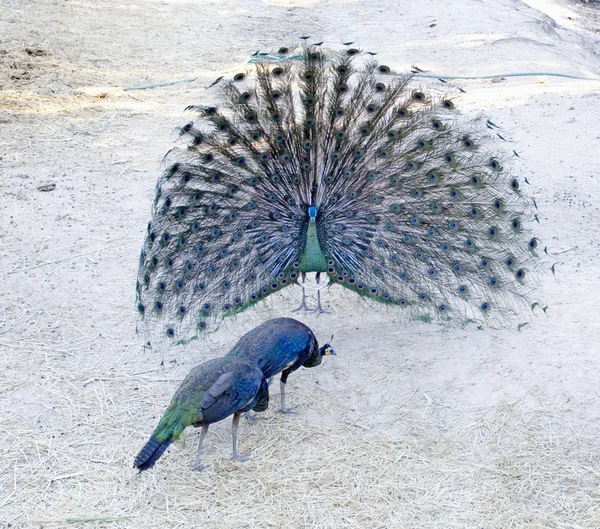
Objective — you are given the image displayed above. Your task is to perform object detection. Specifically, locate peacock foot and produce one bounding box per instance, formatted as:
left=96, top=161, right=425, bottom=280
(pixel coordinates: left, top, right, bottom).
left=231, top=451, right=251, bottom=463
left=279, top=405, right=298, bottom=414
left=291, top=301, right=313, bottom=314
left=311, top=305, right=330, bottom=316
left=245, top=411, right=264, bottom=421
left=191, top=462, right=210, bottom=472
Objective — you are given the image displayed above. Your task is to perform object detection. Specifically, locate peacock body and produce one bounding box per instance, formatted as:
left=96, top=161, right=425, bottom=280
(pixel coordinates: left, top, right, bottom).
left=136, top=42, right=541, bottom=342
left=134, top=356, right=268, bottom=471
left=226, top=317, right=335, bottom=412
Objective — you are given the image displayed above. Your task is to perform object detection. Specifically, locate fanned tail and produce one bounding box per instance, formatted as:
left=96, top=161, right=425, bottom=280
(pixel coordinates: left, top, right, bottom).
left=135, top=41, right=542, bottom=343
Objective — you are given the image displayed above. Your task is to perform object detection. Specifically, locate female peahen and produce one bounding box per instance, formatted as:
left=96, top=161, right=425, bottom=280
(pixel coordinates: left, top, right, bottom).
left=134, top=357, right=268, bottom=471
left=226, top=317, right=335, bottom=413
left=135, top=41, right=541, bottom=341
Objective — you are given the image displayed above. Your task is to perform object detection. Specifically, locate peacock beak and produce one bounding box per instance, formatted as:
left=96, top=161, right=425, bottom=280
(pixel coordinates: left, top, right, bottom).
left=325, top=346, right=336, bottom=356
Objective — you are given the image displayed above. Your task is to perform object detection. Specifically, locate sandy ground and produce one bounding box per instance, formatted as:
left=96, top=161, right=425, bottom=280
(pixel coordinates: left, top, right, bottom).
left=1, top=0, right=600, bottom=528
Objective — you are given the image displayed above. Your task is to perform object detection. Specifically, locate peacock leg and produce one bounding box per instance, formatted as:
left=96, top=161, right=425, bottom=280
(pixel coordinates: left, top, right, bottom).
left=192, top=424, right=210, bottom=471
left=279, top=370, right=298, bottom=414
left=231, top=412, right=250, bottom=462
left=312, top=288, right=330, bottom=316
left=292, top=272, right=312, bottom=313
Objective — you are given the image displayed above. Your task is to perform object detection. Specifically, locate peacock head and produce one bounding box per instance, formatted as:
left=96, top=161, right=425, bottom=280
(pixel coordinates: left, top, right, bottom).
left=319, top=344, right=335, bottom=357
left=304, top=340, right=336, bottom=368
left=308, top=205, right=318, bottom=222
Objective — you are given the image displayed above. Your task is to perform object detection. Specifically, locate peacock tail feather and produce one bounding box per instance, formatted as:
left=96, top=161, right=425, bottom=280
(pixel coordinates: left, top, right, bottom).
left=136, top=42, right=541, bottom=343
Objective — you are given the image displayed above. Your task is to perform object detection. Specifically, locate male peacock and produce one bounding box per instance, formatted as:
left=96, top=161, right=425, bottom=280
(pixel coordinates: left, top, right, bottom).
left=134, top=357, right=268, bottom=471
left=226, top=317, right=335, bottom=413
left=136, top=41, right=541, bottom=342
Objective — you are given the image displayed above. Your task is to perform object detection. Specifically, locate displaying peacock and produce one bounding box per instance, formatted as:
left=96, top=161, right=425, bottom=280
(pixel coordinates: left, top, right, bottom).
left=226, top=317, right=335, bottom=413
left=136, top=41, right=541, bottom=342
left=134, top=357, right=269, bottom=471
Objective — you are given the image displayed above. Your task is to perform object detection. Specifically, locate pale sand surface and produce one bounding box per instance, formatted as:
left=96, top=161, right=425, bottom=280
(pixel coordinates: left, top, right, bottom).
left=1, top=0, right=600, bottom=527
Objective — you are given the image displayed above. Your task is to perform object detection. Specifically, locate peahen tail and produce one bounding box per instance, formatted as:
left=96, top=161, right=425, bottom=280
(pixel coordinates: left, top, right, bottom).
left=134, top=436, right=172, bottom=471
left=134, top=403, right=195, bottom=471
left=136, top=41, right=542, bottom=342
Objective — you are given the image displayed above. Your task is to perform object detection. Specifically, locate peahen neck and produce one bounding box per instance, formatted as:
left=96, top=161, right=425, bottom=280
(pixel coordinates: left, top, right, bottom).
left=299, top=207, right=328, bottom=273
left=302, top=346, right=323, bottom=368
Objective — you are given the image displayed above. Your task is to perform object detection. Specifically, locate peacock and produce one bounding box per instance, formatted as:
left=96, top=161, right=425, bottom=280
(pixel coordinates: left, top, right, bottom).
left=134, top=357, right=269, bottom=471
left=226, top=317, right=335, bottom=413
left=135, top=40, right=541, bottom=342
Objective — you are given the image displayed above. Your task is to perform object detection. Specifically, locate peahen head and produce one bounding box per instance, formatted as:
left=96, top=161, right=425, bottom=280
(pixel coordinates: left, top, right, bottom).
left=319, top=344, right=335, bottom=357
left=308, top=205, right=318, bottom=222
left=303, top=342, right=335, bottom=368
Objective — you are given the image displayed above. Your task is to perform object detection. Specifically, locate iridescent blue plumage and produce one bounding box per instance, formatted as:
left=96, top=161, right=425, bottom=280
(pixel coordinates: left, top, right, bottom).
left=227, top=317, right=335, bottom=412
left=133, top=357, right=269, bottom=471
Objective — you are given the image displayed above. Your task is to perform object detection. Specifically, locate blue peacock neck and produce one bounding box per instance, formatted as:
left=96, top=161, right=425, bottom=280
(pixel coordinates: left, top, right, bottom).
left=298, top=205, right=328, bottom=273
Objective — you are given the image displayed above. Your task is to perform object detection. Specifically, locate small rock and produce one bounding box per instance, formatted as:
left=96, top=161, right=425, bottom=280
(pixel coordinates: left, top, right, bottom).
left=38, top=183, right=56, bottom=192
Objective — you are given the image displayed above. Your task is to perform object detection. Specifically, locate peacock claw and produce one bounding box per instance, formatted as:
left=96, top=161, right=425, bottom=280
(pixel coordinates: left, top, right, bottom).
left=192, top=463, right=210, bottom=472
left=291, top=303, right=312, bottom=313
left=312, top=306, right=330, bottom=316
left=279, top=406, right=298, bottom=414
left=231, top=451, right=251, bottom=463
left=245, top=411, right=264, bottom=421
